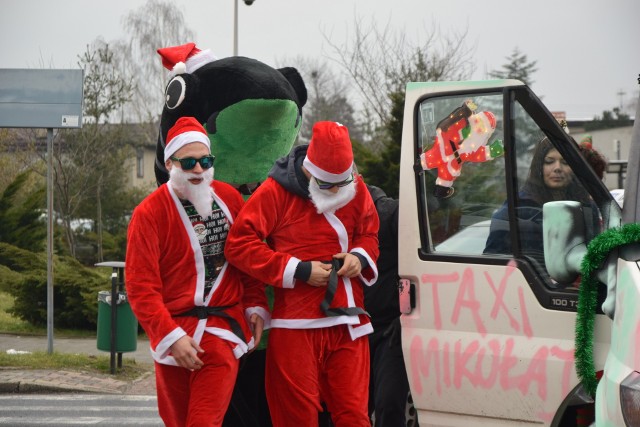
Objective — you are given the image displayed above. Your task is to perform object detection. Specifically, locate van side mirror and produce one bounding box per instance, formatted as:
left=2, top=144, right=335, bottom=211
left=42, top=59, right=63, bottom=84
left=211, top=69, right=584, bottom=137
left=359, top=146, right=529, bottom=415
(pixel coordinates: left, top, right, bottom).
left=543, top=201, right=588, bottom=284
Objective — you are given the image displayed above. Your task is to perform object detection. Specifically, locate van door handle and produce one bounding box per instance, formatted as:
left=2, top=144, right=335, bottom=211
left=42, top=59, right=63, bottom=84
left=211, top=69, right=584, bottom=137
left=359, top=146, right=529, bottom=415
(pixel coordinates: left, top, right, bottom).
left=399, top=278, right=416, bottom=314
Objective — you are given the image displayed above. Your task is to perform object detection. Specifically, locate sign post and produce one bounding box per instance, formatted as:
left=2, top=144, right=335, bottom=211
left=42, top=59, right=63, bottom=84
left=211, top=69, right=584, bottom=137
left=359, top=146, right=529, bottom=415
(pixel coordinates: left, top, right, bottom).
left=0, top=69, right=83, bottom=354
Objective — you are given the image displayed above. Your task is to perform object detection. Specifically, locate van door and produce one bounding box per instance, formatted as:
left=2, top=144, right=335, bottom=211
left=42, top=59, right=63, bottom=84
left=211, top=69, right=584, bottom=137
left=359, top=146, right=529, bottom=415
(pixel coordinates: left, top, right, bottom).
left=398, top=81, right=614, bottom=426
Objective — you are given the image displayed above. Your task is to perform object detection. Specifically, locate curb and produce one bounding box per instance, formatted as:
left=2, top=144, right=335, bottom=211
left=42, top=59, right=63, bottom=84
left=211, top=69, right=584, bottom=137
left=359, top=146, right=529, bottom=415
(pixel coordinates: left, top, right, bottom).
left=0, top=381, right=99, bottom=395
left=0, top=368, right=137, bottom=395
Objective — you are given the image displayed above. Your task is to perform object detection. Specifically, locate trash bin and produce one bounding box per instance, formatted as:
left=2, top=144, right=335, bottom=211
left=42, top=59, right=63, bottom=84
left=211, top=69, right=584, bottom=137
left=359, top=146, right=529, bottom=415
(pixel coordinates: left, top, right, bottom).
left=96, top=290, right=138, bottom=352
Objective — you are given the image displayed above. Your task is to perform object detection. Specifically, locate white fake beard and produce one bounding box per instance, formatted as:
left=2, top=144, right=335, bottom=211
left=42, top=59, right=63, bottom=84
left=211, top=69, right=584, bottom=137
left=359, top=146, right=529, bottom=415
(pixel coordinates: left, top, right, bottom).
left=458, top=115, right=493, bottom=154
left=308, top=177, right=357, bottom=214
left=169, top=166, right=215, bottom=219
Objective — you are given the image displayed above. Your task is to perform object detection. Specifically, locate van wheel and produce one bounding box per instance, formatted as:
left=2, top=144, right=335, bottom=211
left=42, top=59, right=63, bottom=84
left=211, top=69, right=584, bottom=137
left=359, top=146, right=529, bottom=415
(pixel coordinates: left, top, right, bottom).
left=406, top=391, right=419, bottom=427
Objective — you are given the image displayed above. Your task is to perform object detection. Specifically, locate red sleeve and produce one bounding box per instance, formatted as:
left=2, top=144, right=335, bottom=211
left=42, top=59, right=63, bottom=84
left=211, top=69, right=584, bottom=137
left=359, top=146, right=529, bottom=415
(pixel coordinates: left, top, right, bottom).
left=225, top=178, right=294, bottom=288
left=214, top=181, right=269, bottom=312
left=125, top=197, right=180, bottom=347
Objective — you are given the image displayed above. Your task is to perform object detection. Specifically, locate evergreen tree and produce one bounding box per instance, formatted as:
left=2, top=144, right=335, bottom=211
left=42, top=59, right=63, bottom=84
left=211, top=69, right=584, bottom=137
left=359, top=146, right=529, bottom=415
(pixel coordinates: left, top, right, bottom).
left=0, top=172, right=46, bottom=252
left=585, top=107, right=634, bottom=131
left=489, top=47, right=538, bottom=86
left=364, top=89, right=404, bottom=199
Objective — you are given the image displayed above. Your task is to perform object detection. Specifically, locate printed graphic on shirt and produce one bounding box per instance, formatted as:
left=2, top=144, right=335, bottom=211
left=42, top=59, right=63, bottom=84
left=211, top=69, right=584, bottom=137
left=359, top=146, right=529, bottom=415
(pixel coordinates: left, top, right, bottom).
left=182, top=200, right=229, bottom=298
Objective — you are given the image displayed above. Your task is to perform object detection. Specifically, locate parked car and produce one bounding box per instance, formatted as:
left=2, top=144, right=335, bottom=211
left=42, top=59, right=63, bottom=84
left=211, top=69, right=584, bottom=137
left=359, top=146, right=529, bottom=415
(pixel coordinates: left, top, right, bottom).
left=434, top=220, right=491, bottom=254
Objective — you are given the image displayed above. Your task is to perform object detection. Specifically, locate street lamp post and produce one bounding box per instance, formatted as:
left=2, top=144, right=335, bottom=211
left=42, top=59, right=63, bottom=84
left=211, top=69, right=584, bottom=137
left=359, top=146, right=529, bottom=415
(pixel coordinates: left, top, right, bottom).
left=233, top=0, right=238, bottom=56
left=233, top=0, right=255, bottom=56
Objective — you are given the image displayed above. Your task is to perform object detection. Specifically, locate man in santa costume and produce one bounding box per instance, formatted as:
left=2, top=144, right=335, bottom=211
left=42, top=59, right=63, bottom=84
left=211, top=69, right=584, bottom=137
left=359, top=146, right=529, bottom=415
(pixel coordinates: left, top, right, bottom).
left=125, top=116, right=269, bottom=427
left=225, top=121, right=380, bottom=427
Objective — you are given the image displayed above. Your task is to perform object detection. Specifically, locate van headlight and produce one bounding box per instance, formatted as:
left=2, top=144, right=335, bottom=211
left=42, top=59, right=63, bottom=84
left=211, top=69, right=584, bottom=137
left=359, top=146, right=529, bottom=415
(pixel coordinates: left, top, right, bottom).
left=620, top=371, right=640, bottom=426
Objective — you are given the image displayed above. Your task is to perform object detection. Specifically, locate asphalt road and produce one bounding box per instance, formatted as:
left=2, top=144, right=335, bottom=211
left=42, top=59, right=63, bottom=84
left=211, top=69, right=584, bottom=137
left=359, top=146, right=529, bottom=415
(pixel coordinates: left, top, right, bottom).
left=0, top=393, right=162, bottom=426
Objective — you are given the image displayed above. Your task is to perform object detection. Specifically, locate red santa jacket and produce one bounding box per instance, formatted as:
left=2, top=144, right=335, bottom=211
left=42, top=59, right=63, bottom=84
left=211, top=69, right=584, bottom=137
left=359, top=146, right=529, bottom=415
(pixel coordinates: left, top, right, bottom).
left=125, top=181, right=269, bottom=365
left=225, top=175, right=379, bottom=340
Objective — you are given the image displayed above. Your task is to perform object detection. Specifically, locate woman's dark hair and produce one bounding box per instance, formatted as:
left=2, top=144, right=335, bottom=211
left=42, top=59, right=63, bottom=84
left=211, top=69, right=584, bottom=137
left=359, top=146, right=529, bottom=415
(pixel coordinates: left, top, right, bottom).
left=521, top=137, right=591, bottom=205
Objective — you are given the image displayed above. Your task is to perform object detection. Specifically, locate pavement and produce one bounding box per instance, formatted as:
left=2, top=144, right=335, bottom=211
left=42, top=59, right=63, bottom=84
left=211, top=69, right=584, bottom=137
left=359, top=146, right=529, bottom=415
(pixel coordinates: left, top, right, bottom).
left=0, top=333, right=156, bottom=395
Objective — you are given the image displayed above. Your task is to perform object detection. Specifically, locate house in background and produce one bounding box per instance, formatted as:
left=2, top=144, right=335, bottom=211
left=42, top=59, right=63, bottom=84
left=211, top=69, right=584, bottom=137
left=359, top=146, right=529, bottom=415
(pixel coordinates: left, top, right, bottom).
left=563, top=123, right=633, bottom=191
left=571, top=126, right=634, bottom=190
left=124, top=122, right=158, bottom=195
left=556, top=112, right=634, bottom=190
left=0, top=123, right=159, bottom=196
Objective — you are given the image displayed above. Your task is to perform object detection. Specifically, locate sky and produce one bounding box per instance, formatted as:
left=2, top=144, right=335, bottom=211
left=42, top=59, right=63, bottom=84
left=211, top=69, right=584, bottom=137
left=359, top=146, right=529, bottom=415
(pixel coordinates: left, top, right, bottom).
left=1, top=0, right=638, bottom=120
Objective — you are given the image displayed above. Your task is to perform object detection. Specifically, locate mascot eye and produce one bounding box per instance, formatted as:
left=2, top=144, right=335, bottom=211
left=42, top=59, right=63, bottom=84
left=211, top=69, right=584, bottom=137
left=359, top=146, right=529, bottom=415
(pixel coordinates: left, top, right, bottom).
left=165, top=76, right=187, bottom=110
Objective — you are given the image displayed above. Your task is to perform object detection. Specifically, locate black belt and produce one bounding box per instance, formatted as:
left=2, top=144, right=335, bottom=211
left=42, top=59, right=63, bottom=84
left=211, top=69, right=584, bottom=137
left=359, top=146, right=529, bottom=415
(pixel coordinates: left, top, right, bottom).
left=448, top=139, right=462, bottom=164
left=175, top=304, right=246, bottom=342
left=320, top=259, right=370, bottom=318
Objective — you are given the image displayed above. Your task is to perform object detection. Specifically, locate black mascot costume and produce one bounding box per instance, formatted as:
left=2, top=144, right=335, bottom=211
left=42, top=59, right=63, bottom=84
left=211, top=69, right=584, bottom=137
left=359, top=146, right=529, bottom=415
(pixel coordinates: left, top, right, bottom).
left=155, top=42, right=307, bottom=427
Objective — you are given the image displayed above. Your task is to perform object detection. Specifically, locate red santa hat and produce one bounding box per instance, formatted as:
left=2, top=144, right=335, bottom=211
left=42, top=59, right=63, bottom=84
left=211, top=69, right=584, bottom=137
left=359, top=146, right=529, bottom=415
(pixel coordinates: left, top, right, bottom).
left=164, top=117, right=211, bottom=162
left=303, top=121, right=354, bottom=182
left=157, top=42, right=217, bottom=78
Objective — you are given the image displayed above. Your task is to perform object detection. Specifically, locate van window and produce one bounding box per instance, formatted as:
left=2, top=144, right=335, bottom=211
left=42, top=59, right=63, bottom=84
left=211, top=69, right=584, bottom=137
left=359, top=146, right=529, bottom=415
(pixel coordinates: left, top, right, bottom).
left=417, top=94, right=506, bottom=256
left=487, top=100, right=601, bottom=284
left=417, top=94, right=601, bottom=288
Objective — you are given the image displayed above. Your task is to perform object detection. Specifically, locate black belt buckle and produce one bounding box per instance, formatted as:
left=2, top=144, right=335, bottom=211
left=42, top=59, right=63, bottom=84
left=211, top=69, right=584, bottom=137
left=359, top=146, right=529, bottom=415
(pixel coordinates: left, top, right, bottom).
left=194, top=306, right=208, bottom=320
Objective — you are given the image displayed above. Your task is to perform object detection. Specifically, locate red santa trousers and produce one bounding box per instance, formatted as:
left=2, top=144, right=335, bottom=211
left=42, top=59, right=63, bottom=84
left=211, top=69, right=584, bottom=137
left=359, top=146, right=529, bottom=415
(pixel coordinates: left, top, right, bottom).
left=265, top=325, right=370, bottom=427
left=155, top=333, right=239, bottom=427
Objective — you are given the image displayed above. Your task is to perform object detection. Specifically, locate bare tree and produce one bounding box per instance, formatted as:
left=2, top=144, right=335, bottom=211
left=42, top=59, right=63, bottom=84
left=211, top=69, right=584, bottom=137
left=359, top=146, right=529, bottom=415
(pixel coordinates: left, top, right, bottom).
left=0, top=129, right=38, bottom=193
left=114, top=0, right=195, bottom=129
left=324, top=17, right=474, bottom=150
left=51, top=41, right=134, bottom=259
left=282, top=56, right=362, bottom=144
left=82, top=39, right=136, bottom=124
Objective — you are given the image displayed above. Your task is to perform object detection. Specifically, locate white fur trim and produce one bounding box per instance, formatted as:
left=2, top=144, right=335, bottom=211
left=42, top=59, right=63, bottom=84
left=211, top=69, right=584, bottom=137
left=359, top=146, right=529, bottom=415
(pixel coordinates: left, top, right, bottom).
left=270, top=317, right=373, bottom=340
left=186, top=49, right=217, bottom=73
left=164, top=131, right=211, bottom=162
left=323, top=212, right=348, bottom=251
left=204, top=327, right=250, bottom=359
left=171, top=61, right=187, bottom=78
left=348, top=322, right=374, bottom=340
left=167, top=50, right=217, bottom=79
left=350, top=247, right=378, bottom=286
left=271, top=315, right=360, bottom=329
left=151, top=327, right=187, bottom=365
left=303, top=157, right=353, bottom=183
left=245, top=306, right=271, bottom=330
left=283, top=257, right=300, bottom=288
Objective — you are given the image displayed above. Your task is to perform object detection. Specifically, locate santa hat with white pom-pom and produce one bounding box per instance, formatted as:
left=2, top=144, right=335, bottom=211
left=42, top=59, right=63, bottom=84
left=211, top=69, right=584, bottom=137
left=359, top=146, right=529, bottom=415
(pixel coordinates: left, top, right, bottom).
left=157, top=42, right=217, bottom=78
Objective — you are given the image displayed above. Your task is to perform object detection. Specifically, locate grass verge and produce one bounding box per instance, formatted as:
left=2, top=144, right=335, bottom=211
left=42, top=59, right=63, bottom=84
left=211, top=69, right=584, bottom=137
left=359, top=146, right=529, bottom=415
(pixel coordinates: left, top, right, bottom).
left=0, top=291, right=140, bottom=338
left=1, top=291, right=151, bottom=380
left=0, top=292, right=45, bottom=336
left=0, top=351, right=152, bottom=380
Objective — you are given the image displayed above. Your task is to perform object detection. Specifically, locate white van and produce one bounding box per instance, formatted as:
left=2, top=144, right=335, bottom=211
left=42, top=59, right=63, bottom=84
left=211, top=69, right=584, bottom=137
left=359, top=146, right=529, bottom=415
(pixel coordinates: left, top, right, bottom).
left=397, top=80, right=637, bottom=426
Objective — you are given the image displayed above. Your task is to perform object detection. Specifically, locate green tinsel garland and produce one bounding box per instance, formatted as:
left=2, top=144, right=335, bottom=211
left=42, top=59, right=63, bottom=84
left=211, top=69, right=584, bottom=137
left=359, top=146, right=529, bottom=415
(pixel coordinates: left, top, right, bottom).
left=575, top=222, right=640, bottom=397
